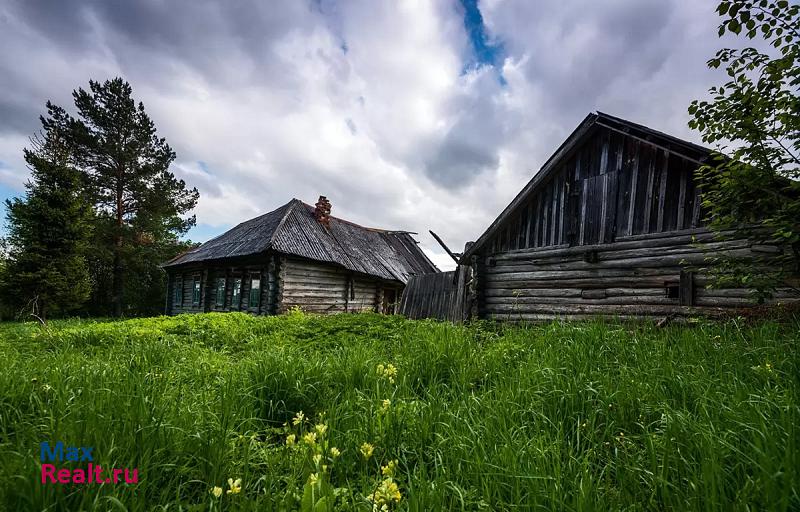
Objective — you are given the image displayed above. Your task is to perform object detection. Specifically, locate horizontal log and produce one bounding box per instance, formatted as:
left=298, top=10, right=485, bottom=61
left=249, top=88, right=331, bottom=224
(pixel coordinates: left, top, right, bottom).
left=486, top=313, right=667, bottom=322
left=486, top=266, right=683, bottom=282
left=488, top=229, right=728, bottom=261
left=484, top=295, right=680, bottom=306
left=696, top=288, right=798, bottom=298
left=282, top=291, right=348, bottom=300
left=493, top=239, right=751, bottom=267
left=484, top=276, right=679, bottom=290
left=483, top=303, right=727, bottom=316
left=486, top=248, right=756, bottom=274
left=694, top=297, right=757, bottom=307
left=484, top=287, right=667, bottom=298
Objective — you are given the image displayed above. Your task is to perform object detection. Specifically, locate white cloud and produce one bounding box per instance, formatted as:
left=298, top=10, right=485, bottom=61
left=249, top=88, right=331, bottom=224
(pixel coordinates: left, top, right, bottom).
left=0, top=0, right=738, bottom=271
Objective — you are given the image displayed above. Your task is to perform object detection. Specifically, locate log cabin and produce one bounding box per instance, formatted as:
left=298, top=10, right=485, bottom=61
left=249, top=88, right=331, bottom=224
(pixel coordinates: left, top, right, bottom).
left=461, top=112, right=799, bottom=321
left=163, top=196, right=438, bottom=315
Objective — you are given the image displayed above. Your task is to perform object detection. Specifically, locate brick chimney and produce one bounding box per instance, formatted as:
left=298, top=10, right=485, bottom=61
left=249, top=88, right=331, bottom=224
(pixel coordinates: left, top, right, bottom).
left=314, top=195, right=332, bottom=226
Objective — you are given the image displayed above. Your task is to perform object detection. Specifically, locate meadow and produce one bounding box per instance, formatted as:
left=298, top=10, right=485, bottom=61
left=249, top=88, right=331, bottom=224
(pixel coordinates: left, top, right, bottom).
left=0, top=311, right=797, bottom=511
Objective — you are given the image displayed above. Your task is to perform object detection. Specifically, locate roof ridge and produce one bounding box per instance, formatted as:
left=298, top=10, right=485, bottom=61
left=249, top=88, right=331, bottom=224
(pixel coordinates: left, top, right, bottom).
left=297, top=200, right=409, bottom=233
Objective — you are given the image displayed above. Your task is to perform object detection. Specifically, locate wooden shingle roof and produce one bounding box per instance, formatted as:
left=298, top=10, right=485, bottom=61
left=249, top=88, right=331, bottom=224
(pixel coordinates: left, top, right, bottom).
left=164, top=199, right=438, bottom=283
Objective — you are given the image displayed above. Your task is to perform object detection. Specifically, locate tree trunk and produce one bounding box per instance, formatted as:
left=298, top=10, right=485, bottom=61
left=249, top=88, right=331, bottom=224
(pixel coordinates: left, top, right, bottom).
left=111, top=168, right=124, bottom=317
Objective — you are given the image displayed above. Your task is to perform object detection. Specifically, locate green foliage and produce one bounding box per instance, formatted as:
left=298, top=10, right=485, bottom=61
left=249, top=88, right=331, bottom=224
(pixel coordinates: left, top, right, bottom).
left=70, top=78, right=199, bottom=316
left=1, top=104, right=93, bottom=320
left=689, top=0, right=800, bottom=300
left=1, top=78, right=200, bottom=318
left=0, top=313, right=798, bottom=510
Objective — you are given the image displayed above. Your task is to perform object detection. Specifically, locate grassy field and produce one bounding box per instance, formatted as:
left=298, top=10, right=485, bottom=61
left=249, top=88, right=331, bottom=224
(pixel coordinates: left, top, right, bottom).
left=0, top=312, right=797, bottom=511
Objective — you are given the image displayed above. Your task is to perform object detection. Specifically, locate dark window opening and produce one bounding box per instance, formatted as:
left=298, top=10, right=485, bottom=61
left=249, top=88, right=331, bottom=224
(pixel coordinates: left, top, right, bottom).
left=192, top=277, right=201, bottom=305
left=215, top=277, right=226, bottom=307
left=249, top=273, right=261, bottom=308
left=174, top=276, right=183, bottom=306
left=665, top=284, right=679, bottom=299
left=232, top=278, right=242, bottom=308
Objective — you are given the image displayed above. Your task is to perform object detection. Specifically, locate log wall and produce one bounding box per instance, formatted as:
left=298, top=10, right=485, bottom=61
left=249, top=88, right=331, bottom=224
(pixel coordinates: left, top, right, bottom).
left=166, top=254, right=404, bottom=316
left=477, top=229, right=798, bottom=321
left=277, top=257, right=383, bottom=314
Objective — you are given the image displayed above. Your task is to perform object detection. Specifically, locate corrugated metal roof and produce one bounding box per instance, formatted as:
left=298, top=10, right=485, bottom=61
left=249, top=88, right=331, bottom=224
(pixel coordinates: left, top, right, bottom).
left=163, top=199, right=438, bottom=283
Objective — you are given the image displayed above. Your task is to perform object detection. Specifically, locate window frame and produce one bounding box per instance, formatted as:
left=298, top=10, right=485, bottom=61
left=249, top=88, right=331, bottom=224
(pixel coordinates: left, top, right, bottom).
left=173, top=275, right=183, bottom=306
left=215, top=277, right=226, bottom=307
left=232, top=277, right=242, bottom=308
left=249, top=273, right=261, bottom=308
left=192, top=276, right=201, bottom=306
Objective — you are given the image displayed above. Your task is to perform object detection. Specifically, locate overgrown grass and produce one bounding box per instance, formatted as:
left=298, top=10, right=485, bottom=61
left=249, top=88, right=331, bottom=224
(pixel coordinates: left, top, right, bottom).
left=0, top=312, right=797, bottom=511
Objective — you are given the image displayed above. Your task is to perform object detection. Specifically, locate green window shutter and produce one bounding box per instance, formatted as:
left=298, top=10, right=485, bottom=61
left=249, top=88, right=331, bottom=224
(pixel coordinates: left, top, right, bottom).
left=232, top=278, right=241, bottom=308
left=174, top=276, right=183, bottom=305
left=215, top=277, right=226, bottom=307
left=249, top=274, right=261, bottom=308
left=192, top=277, right=201, bottom=305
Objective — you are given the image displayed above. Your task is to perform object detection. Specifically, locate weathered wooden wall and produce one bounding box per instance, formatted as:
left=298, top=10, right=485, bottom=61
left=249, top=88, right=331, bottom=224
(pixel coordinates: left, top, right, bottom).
left=398, top=265, right=470, bottom=322
left=485, top=126, right=704, bottom=253
left=471, top=121, right=799, bottom=321
left=478, top=229, right=797, bottom=321
left=278, top=257, right=384, bottom=314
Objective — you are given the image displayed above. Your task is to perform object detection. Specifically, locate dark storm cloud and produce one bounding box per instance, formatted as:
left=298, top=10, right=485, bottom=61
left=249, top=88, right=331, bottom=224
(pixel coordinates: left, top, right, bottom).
left=6, top=0, right=320, bottom=90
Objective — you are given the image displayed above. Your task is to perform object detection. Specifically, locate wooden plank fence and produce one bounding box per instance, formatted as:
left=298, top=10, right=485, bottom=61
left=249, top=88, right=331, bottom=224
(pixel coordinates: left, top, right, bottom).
left=398, top=265, right=470, bottom=322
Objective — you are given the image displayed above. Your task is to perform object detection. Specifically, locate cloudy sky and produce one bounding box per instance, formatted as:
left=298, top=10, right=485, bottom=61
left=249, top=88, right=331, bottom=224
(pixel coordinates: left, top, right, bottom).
left=0, top=0, right=735, bottom=270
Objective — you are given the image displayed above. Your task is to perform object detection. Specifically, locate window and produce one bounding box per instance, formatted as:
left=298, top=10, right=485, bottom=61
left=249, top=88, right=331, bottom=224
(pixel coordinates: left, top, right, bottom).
left=665, top=283, right=679, bottom=299
left=173, top=276, right=183, bottom=305
left=192, top=277, right=201, bottom=305
left=249, top=273, right=261, bottom=308
left=215, top=277, right=226, bottom=307
left=232, top=278, right=242, bottom=307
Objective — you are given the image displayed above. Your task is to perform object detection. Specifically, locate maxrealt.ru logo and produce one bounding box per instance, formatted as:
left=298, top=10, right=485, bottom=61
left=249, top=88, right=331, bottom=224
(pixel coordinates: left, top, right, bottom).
left=40, top=442, right=139, bottom=484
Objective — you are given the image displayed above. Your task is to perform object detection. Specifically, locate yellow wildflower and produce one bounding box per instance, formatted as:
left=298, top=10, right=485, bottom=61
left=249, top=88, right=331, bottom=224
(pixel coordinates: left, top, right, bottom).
left=381, top=460, right=398, bottom=477
left=210, top=486, right=223, bottom=498
left=370, top=477, right=402, bottom=507
left=384, top=364, right=397, bottom=382
left=315, top=423, right=328, bottom=437
left=381, top=399, right=391, bottom=412
left=292, top=411, right=305, bottom=426
left=360, top=442, right=374, bottom=459
left=308, top=473, right=319, bottom=485
left=286, top=434, right=296, bottom=446
left=765, top=362, right=773, bottom=372
left=313, top=453, right=322, bottom=465
left=303, top=432, right=317, bottom=445
left=330, top=447, right=341, bottom=458
left=227, top=478, right=242, bottom=495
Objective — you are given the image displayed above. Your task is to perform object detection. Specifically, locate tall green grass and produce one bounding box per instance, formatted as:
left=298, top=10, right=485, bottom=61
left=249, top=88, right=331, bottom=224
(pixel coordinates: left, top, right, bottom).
left=0, top=312, right=797, bottom=511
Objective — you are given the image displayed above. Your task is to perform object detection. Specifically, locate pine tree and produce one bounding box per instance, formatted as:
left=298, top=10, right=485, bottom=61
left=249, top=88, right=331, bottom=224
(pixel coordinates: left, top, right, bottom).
left=2, top=104, right=93, bottom=320
left=70, top=78, right=199, bottom=316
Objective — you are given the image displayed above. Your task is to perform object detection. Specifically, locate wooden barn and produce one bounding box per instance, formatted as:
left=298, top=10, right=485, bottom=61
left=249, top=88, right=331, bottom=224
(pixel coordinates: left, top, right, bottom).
left=457, top=112, right=798, bottom=321
left=163, top=196, right=438, bottom=316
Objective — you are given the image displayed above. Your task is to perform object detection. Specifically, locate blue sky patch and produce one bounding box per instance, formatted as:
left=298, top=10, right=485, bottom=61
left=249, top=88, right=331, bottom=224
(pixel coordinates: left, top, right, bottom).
left=460, top=0, right=504, bottom=82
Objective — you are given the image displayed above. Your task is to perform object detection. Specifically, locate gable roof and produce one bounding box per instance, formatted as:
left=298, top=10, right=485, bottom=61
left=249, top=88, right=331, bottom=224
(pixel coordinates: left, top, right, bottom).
left=462, top=111, right=712, bottom=260
left=164, top=199, right=438, bottom=283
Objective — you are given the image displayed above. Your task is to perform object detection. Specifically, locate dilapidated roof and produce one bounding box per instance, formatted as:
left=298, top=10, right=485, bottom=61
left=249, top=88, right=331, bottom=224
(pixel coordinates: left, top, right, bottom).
left=163, top=199, right=438, bottom=283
